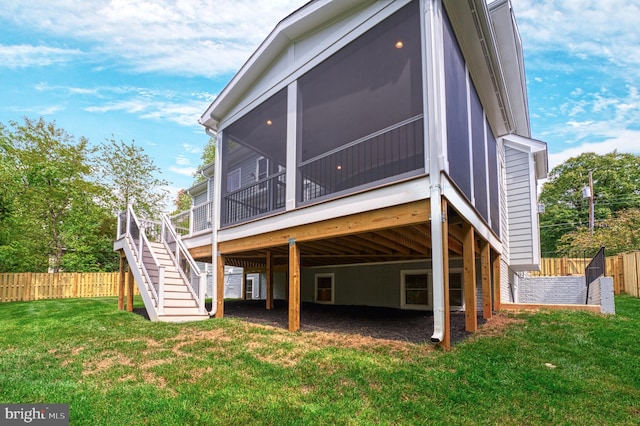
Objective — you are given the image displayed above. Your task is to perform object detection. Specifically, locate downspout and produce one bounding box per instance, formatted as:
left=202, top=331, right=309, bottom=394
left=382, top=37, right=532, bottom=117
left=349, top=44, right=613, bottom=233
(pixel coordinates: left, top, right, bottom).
left=205, top=126, right=219, bottom=317
left=425, top=0, right=446, bottom=344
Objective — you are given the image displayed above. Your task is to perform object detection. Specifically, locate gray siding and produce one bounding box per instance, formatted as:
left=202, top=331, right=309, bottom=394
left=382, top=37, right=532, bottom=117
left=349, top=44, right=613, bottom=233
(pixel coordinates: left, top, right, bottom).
left=504, top=146, right=535, bottom=268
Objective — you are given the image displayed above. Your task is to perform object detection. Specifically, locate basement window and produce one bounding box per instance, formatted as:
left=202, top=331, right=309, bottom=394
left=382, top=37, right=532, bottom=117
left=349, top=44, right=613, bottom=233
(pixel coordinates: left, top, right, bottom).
left=401, top=270, right=430, bottom=310
left=314, top=273, right=334, bottom=304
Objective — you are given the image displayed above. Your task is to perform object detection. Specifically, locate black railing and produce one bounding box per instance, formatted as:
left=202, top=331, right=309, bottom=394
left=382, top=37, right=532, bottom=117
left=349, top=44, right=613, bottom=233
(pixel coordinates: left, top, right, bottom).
left=223, top=172, right=286, bottom=225
left=299, top=116, right=424, bottom=203
left=585, top=246, right=606, bottom=303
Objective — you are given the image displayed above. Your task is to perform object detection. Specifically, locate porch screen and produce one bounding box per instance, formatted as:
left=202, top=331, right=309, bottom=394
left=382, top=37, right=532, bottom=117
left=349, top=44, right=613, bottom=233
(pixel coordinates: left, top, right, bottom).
left=297, top=1, right=424, bottom=202
left=221, top=89, right=287, bottom=225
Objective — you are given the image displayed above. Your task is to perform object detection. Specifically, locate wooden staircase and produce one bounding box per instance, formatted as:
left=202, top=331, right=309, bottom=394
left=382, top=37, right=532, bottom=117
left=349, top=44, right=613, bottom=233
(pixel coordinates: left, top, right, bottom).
left=114, top=206, right=209, bottom=322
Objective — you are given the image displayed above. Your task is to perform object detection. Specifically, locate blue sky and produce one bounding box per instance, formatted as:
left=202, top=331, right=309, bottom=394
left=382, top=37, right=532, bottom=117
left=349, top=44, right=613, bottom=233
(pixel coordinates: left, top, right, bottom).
left=1, top=0, right=639, bottom=206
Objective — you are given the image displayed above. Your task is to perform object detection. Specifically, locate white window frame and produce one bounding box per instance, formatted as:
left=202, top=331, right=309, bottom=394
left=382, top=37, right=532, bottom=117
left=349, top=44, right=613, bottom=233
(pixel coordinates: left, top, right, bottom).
left=227, top=168, right=241, bottom=192
left=401, top=270, right=430, bottom=310
left=314, top=273, right=334, bottom=304
left=447, top=268, right=465, bottom=311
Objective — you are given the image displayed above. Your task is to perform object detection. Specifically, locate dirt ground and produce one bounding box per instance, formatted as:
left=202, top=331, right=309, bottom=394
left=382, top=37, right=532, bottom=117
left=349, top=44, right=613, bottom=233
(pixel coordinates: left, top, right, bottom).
left=219, top=299, right=484, bottom=344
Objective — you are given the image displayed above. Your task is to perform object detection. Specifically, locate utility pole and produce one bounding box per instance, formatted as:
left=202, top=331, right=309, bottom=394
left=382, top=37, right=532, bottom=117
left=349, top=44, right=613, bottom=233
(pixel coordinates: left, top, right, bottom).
left=588, top=171, right=594, bottom=235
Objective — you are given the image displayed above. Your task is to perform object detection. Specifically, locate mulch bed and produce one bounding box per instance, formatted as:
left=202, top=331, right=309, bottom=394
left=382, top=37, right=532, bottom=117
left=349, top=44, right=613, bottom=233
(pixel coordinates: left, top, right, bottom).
left=221, top=299, right=484, bottom=344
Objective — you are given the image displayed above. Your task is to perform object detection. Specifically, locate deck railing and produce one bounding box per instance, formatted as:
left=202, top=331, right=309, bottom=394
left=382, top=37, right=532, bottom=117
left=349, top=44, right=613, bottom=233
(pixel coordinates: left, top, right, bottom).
left=299, top=115, right=424, bottom=202
left=223, top=172, right=286, bottom=225
left=170, top=201, right=213, bottom=236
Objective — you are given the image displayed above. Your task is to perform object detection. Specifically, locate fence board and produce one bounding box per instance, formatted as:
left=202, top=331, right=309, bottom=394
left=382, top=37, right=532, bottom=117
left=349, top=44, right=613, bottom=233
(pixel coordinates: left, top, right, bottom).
left=0, top=272, right=139, bottom=303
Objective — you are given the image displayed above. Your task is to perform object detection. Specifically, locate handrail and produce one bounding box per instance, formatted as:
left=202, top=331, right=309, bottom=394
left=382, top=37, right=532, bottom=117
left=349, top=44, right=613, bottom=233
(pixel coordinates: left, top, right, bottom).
left=118, top=206, right=161, bottom=306
left=161, top=213, right=205, bottom=312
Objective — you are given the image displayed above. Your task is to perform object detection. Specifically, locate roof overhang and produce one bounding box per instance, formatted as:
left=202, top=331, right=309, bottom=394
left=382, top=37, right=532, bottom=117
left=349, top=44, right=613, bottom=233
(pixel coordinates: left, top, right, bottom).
left=502, top=134, right=549, bottom=180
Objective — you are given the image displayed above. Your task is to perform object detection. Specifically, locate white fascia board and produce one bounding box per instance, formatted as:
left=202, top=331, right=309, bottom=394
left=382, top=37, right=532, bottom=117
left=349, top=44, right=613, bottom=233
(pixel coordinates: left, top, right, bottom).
left=502, top=134, right=548, bottom=179
left=199, top=0, right=375, bottom=131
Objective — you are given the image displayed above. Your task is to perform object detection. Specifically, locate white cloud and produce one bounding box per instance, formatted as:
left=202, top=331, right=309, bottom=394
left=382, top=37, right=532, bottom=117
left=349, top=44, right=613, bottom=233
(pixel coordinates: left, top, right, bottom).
left=512, top=0, right=640, bottom=76
left=181, top=143, right=201, bottom=154
left=0, top=44, right=82, bottom=68
left=175, top=154, right=190, bottom=166
left=0, top=0, right=309, bottom=77
left=548, top=129, right=640, bottom=170
left=169, top=165, right=197, bottom=177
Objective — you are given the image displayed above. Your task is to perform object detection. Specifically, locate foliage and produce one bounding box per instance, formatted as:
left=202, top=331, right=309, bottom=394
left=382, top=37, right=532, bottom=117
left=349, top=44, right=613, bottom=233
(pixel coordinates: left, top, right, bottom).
left=0, top=118, right=169, bottom=272
left=1, top=296, right=640, bottom=424
left=0, top=118, right=105, bottom=272
left=95, top=136, right=169, bottom=219
left=539, top=151, right=640, bottom=256
left=171, top=189, right=192, bottom=215
left=557, top=208, right=640, bottom=256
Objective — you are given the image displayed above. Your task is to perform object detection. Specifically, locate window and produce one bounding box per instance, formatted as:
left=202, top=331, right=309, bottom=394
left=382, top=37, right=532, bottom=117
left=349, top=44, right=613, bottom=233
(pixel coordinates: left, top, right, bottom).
left=227, top=168, right=241, bottom=192
left=401, top=270, right=430, bottom=309
left=314, top=273, right=334, bottom=304
left=449, top=270, right=464, bottom=309
left=256, top=157, right=268, bottom=189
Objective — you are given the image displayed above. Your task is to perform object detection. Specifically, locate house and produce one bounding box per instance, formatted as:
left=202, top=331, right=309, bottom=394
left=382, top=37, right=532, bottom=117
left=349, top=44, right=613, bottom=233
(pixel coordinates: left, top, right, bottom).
left=113, top=0, right=547, bottom=342
left=190, top=0, right=550, bottom=346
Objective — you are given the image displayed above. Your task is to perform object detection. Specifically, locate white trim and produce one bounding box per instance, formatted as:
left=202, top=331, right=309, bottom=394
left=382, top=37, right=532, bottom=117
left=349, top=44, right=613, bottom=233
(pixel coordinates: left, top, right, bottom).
left=286, top=81, right=298, bottom=211
left=401, top=269, right=431, bottom=310
left=314, top=273, right=335, bottom=304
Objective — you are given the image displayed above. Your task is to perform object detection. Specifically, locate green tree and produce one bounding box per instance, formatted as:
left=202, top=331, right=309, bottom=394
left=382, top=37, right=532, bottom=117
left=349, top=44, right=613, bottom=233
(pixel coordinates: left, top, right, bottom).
left=557, top=208, right=640, bottom=256
left=95, top=137, right=169, bottom=219
left=539, top=152, right=640, bottom=256
left=0, top=118, right=101, bottom=272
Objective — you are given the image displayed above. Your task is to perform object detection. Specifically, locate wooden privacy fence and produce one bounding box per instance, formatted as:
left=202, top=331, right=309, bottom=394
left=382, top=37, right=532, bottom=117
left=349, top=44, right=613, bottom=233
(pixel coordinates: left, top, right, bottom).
left=533, top=251, right=640, bottom=297
left=0, top=272, right=139, bottom=303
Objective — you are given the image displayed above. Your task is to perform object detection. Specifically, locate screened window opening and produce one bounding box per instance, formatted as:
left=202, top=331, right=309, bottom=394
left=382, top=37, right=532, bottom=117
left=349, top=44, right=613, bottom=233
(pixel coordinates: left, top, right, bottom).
left=221, top=89, right=288, bottom=226
left=297, top=1, right=424, bottom=203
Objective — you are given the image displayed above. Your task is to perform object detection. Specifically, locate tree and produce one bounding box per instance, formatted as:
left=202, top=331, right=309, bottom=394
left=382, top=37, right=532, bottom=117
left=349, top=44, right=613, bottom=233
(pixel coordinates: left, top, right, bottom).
left=539, top=152, right=640, bottom=256
left=95, top=137, right=169, bottom=219
left=0, top=117, right=101, bottom=272
left=192, top=136, right=216, bottom=184
left=557, top=208, right=640, bottom=256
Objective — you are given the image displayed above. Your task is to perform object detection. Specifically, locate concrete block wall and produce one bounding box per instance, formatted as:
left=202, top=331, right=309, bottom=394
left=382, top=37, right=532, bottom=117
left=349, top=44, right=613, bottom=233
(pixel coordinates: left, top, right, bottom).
left=517, top=276, right=586, bottom=305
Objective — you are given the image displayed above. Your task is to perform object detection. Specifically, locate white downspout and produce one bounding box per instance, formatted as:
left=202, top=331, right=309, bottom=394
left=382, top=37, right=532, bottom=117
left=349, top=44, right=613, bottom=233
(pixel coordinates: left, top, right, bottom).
left=205, top=127, right=219, bottom=317
left=424, top=0, right=447, bottom=343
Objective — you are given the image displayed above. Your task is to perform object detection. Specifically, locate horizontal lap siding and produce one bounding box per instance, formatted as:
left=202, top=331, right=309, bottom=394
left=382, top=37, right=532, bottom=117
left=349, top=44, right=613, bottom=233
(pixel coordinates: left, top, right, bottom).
left=504, top=146, right=535, bottom=266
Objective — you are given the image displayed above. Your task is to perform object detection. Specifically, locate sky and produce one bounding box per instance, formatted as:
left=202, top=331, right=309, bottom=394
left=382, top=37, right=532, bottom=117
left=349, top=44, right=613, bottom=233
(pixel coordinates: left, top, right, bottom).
left=1, top=0, right=639, bottom=206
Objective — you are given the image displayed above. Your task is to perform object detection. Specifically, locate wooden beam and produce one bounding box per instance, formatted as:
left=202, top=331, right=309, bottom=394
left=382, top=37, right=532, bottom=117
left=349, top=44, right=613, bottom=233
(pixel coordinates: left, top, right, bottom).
left=288, top=239, right=301, bottom=332
left=500, top=302, right=601, bottom=313
left=188, top=244, right=213, bottom=260
left=480, top=240, right=492, bottom=320
left=266, top=251, right=274, bottom=310
left=126, top=268, right=134, bottom=312
left=463, top=224, right=477, bottom=332
left=492, top=251, right=502, bottom=311
left=440, top=199, right=451, bottom=350
left=118, top=253, right=126, bottom=311
left=216, top=253, right=225, bottom=318
left=218, top=200, right=430, bottom=254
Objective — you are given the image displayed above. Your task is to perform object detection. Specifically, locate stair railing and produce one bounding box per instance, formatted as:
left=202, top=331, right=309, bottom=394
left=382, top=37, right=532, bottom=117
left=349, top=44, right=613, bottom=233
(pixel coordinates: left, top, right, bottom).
left=161, top=213, right=206, bottom=314
left=117, top=205, right=164, bottom=310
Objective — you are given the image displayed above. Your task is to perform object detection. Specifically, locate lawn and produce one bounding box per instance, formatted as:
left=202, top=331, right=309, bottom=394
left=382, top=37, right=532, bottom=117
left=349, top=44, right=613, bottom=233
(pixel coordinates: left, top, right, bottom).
left=1, top=296, right=639, bottom=425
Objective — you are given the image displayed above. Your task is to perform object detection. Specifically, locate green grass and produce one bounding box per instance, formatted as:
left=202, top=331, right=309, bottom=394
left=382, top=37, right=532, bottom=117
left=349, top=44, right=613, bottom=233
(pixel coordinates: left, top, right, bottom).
left=1, top=296, right=640, bottom=425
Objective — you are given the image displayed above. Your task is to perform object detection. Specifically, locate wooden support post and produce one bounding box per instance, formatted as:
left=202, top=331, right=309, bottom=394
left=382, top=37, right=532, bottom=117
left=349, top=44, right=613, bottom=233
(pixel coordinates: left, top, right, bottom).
left=288, top=239, right=301, bottom=332
left=126, top=267, right=134, bottom=312
left=463, top=224, right=477, bottom=332
left=480, top=240, right=492, bottom=320
left=492, top=251, right=501, bottom=311
left=440, top=199, right=451, bottom=350
left=216, top=253, right=225, bottom=318
left=266, top=250, right=274, bottom=310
